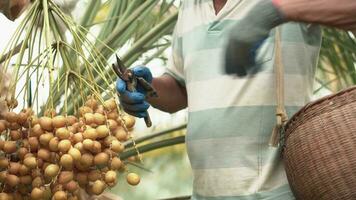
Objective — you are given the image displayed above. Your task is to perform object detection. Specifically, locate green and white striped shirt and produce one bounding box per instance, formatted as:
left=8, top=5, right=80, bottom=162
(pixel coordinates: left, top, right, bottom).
left=166, top=1, right=322, bottom=199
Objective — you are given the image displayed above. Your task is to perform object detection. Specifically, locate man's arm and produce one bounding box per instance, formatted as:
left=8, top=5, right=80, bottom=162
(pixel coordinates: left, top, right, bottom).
left=0, top=0, right=30, bottom=21
left=148, top=74, right=187, bottom=113
left=276, top=0, right=356, bottom=30
left=224, top=0, right=356, bottom=77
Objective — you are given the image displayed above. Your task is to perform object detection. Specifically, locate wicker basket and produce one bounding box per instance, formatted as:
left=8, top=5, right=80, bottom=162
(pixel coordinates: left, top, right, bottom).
left=282, top=86, right=356, bottom=200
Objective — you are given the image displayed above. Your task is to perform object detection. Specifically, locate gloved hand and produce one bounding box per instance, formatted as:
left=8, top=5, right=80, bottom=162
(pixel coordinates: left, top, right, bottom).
left=0, top=0, right=30, bottom=21
left=116, top=66, right=153, bottom=118
left=225, top=0, right=285, bottom=76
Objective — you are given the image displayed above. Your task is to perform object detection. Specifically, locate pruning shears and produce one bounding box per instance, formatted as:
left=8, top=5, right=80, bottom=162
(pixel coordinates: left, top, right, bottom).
left=112, top=55, right=157, bottom=127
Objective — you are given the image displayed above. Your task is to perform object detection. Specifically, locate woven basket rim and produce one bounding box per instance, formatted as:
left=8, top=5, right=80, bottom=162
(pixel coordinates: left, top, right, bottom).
left=283, top=85, right=356, bottom=142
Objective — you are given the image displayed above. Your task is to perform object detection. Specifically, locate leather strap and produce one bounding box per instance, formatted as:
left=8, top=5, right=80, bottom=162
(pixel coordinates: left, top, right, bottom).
left=269, top=27, right=288, bottom=147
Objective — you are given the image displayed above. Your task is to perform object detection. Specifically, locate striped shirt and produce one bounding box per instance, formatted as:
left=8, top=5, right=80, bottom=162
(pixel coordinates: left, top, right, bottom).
left=166, top=0, right=321, bottom=199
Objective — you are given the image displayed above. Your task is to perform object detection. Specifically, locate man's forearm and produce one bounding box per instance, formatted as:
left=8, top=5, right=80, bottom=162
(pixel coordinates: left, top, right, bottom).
left=0, top=0, right=30, bottom=21
left=147, top=74, right=187, bottom=113
left=275, top=0, right=356, bottom=30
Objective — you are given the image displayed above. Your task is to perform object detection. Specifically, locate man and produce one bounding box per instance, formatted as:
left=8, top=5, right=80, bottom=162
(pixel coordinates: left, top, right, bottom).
left=117, top=0, right=356, bottom=199
left=117, top=0, right=321, bottom=199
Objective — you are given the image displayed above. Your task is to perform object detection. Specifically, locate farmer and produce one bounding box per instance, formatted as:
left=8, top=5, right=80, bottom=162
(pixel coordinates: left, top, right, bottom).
left=116, top=0, right=321, bottom=199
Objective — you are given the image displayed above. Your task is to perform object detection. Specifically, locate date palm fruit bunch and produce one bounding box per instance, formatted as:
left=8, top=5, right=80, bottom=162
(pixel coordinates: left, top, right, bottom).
left=0, top=0, right=144, bottom=197
left=0, top=96, right=141, bottom=200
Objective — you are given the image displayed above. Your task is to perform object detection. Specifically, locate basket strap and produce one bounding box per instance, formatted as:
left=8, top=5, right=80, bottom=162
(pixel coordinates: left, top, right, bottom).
left=268, top=27, right=288, bottom=147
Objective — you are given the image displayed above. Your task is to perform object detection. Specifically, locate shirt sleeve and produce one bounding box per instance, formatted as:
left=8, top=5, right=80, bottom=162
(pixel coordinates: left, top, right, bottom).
left=164, top=7, right=186, bottom=86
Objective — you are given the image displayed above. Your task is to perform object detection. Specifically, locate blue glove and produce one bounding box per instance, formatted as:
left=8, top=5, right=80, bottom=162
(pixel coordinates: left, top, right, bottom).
left=225, top=0, right=285, bottom=76
left=116, top=66, right=153, bottom=118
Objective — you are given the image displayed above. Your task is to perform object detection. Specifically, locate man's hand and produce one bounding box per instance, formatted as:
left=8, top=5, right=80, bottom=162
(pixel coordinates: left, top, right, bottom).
left=0, top=0, right=30, bottom=21
left=116, top=66, right=152, bottom=118
left=225, top=0, right=285, bottom=76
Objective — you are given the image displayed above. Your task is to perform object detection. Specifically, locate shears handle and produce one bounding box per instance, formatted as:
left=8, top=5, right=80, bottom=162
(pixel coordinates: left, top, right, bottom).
left=125, top=74, right=152, bottom=128
left=112, top=59, right=155, bottom=128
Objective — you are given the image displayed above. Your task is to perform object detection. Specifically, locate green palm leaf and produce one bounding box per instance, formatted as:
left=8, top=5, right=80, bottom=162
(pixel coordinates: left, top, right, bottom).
left=315, top=29, right=356, bottom=93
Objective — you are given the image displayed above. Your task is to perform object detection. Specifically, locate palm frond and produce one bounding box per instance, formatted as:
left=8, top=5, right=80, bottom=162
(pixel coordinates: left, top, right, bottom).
left=315, top=29, right=356, bottom=93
